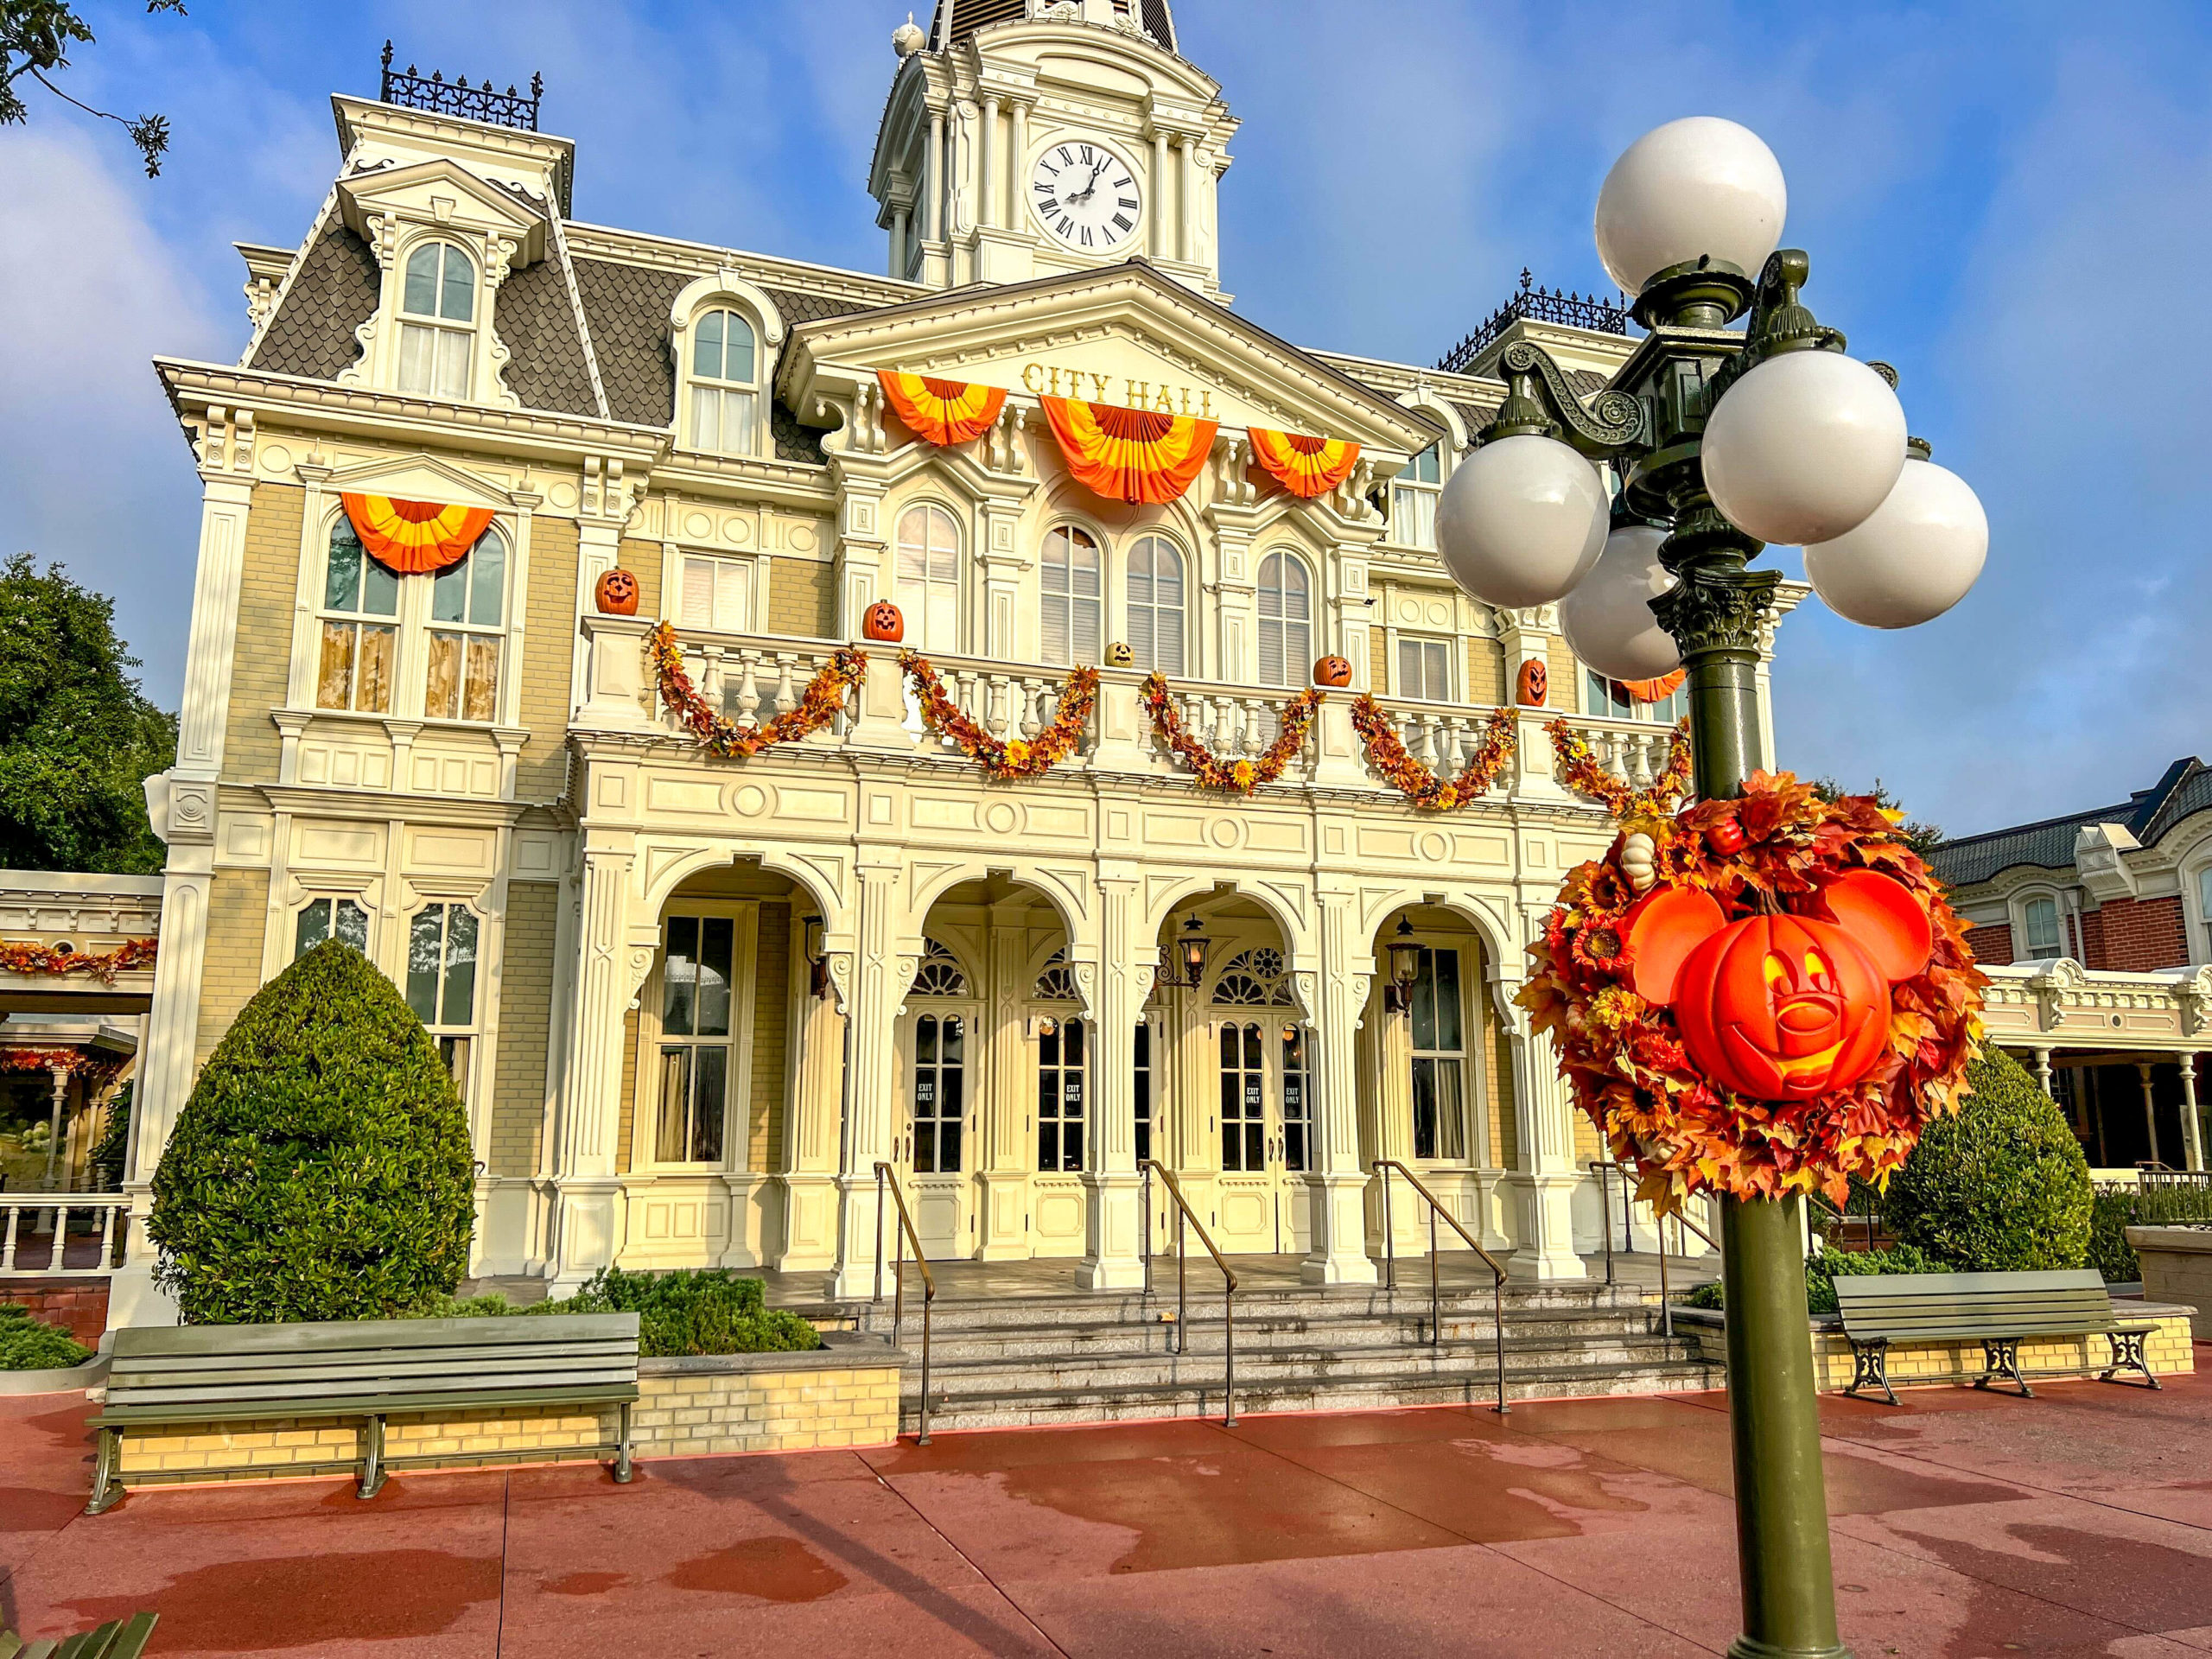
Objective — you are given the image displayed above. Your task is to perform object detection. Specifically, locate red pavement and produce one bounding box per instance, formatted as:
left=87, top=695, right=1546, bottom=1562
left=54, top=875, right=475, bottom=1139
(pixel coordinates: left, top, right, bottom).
left=4, top=1352, right=2211, bottom=1656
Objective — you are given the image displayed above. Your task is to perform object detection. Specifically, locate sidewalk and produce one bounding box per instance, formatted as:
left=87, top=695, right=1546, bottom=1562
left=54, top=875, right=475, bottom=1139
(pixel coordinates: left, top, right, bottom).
left=3, top=1351, right=2209, bottom=1656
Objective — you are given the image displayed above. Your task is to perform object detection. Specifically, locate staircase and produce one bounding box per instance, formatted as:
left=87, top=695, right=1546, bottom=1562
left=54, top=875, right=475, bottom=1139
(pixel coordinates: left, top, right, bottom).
left=826, top=1279, right=1721, bottom=1433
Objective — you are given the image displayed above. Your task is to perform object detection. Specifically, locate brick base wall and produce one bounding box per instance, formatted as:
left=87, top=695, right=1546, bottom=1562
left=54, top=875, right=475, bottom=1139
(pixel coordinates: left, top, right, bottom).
left=0, top=1278, right=108, bottom=1345
left=1963, top=923, right=2013, bottom=966
left=1687, top=1311, right=2195, bottom=1390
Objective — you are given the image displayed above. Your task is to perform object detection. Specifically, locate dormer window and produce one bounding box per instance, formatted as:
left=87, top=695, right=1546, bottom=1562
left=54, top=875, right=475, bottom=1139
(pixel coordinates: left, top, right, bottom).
left=397, top=241, right=476, bottom=399
left=1391, top=443, right=1441, bottom=550
left=689, top=308, right=760, bottom=455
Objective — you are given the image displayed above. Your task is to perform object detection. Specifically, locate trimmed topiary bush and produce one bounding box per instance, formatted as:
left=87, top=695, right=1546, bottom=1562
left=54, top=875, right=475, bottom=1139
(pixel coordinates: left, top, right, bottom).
left=148, top=940, right=477, bottom=1324
left=1884, top=1045, right=2092, bottom=1273
left=0, top=1305, right=92, bottom=1371
left=2088, top=1190, right=2140, bottom=1283
left=409, top=1268, right=823, bottom=1357
left=1682, top=1243, right=1942, bottom=1316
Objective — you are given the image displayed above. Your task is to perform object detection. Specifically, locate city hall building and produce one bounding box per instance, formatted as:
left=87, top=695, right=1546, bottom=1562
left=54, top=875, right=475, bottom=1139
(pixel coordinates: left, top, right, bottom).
left=102, top=0, right=1777, bottom=1324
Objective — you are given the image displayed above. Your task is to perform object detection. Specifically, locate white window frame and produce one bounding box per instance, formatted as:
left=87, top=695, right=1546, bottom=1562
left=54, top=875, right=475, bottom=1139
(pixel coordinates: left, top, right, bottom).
left=2018, top=891, right=2066, bottom=962
left=313, top=517, right=403, bottom=715
left=683, top=307, right=762, bottom=457
left=404, top=899, right=486, bottom=1095
left=1395, top=634, right=1455, bottom=703
left=395, top=238, right=479, bottom=401
left=893, top=502, right=963, bottom=653
left=2196, top=863, right=2212, bottom=965
left=1256, top=550, right=1314, bottom=689
left=671, top=549, right=762, bottom=636
left=638, top=903, right=761, bottom=1173
left=667, top=274, right=787, bottom=461
left=1585, top=669, right=1688, bottom=725
left=292, top=895, right=372, bottom=960
left=1039, top=522, right=1104, bottom=667
left=1122, top=532, right=1187, bottom=676
left=1390, top=442, right=1442, bottom=552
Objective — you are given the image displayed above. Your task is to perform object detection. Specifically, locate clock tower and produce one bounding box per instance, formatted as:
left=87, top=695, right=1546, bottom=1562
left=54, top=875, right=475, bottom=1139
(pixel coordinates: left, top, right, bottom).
left=868, top=0, right=1236, bottom=297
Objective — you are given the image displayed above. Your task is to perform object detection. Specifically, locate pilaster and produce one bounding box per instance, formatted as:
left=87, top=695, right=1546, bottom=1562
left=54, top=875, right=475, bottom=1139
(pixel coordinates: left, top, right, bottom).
left=831, top=859, right=912, bottom=1300
left=1080, top=873, right=1147, bottom=1288
left=549, top=840, right=639, bottom=1292
left=1500, top=906, right=1585, bottom=1281
left=1303, top=886, right=1379, bottom=1284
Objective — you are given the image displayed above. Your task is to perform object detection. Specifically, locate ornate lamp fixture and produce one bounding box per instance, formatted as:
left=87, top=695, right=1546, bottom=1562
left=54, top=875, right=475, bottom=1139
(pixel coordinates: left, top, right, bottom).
left=1382, top=918, right=1421, bottom=1014
left=1433, top=115, right=1988, bottom=1659
left=1157, top=915, right=1211, bottom=990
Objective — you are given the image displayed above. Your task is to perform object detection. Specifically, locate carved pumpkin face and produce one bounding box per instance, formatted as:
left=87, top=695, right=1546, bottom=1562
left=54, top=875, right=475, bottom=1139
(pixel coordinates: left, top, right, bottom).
left=1516, top=657, right=1548, bottom=707
left=1106, top=642, right=1135, bottom=668
left=1624, top=870, right=1935, bottom=1100
left=594, top=568, right=639, bottom=616
left=861, top=601, right=905, bottom=643
left=1313, top=655, right=1352, bottom=688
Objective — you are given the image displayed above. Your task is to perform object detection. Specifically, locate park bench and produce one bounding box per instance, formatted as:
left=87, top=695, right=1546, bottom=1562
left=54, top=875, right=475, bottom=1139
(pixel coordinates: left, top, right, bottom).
left=86, top=1313, right=640, bottom=1514
left=0, top=1612, right=156, bottom=1658
left=1835, top=1268, right=2159, bottom=1405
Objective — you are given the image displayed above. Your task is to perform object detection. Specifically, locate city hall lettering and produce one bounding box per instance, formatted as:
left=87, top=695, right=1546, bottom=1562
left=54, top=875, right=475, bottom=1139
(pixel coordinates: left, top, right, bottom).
left=1016, top=362, right=1217, bottom=419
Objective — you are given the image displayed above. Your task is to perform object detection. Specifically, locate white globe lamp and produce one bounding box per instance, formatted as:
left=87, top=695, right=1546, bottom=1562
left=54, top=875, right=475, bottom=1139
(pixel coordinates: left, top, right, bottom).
left=1700, top=351, right=1907, bottom=547
left=1434, top=435, right=1610, bottom=609
left=1803, top=454, right=1987, bottom=629
left=1595, top=117, right=1789, bottom=296
left=1558, top=525, right=1681, bottom=680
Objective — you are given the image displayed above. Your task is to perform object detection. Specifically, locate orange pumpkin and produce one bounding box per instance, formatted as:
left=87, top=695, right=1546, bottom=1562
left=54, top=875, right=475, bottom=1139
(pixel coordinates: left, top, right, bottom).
left=1516, top=657, right=1548, bottom=707
left=594, top=568, right=639, bottom=616
left=1623, top=870, right=1934, bottom=1101
left=1313, top=655, right=1352, bottom=688
left=861, top=601, right=905, bottom=643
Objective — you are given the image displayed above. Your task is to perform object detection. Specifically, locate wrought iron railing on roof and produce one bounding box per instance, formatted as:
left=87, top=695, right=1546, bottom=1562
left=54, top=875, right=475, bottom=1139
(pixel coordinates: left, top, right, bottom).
left=1435, top=270, right=1633, bottom=374
left=379, top=41, right=543, bottom=132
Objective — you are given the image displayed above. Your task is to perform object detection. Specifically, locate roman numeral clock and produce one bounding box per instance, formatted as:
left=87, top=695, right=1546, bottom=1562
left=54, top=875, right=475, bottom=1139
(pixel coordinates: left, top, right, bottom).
left=1030, top=141, right=1142, bottom=254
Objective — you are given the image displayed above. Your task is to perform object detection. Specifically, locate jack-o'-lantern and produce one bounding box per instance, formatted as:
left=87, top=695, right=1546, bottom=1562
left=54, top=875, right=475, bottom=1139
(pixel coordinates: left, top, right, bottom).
left=1313, top=654, right=1353, bottom=688
left=594, top=568, right=639, bottom=616
left=1106, top=642, right=1135, bottom=668
left=1516, top=656, right=1548, bottom=707
left=861, top=600, right=905, bottom=643
left=1624, top=869, right=1935, bottom=1101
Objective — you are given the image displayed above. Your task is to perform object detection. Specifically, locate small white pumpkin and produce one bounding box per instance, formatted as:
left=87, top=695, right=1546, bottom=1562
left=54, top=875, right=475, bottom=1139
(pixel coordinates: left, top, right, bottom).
left=1620, top=830, right=1657, bottom=893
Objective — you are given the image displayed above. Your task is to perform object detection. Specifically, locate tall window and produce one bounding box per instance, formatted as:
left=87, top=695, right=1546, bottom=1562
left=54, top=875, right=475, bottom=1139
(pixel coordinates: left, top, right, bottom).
left=1586, top=671, right=1688, bottom=724
left=1397, top=637, right=1452, bottom=702
left=1134, top=1022, right=1154, bottom=1166
left=678, top=553, right=753, bottom=633
left=425, top=532, right=505, bottom=722
left=295, top=897, right=369, bottom=959
left=1220, top=1021, right=1266, bottom=1172
left=1281, top=1023, right=1310, bottom=1173
left=1040, top=525, right=1103, bottom=666
left=1038, top=1017, right=1086, bottom=1173
left=1408, top=946, right=1468, bottom=1161
left=1125, top=535, right=1185, bottom=675
left=895, top=505, right=961, bottom=653
left=316, top=521, right=399, bottom=713
left=2023, top=896, right=2063, bottom=961
left=1392, top=443, right=1440, bottom=550
left=1256, top=551, right=1313, bottom=689
left=657, top=915, right=734, bottom=1164
left=2201, top=868, right=2212, bottom=959
left=689, top=308, right=759, bottom=455
left=397, top=241, right=475, bottom=399
left=911, top=1013, right=965, bottom=1173
left=408, top=903, right=480, bottom=1090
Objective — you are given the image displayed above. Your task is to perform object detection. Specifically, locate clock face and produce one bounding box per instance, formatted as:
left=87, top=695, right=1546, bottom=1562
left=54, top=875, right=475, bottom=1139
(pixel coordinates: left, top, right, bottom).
left=1029, top=140, right=1142, bottom=253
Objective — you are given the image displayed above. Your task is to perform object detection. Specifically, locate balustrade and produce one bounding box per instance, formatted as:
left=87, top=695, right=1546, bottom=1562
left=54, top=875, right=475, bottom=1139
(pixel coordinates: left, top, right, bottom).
left=0, top=1195, right=130, bottom=1276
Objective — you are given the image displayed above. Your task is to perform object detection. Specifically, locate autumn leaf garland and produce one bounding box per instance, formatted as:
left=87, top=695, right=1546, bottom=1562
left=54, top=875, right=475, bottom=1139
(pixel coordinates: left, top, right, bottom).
left=1351, top=698, right=1517, bottom=810
left=1140, top=674, right=1322, bottom=793
left=900, top=652, right=1098, bottom=780
left=651, top=623, right=868, bottom=760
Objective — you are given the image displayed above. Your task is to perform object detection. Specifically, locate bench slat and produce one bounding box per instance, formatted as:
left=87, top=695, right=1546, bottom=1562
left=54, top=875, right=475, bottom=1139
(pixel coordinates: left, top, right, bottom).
left=95, top=1382, right=638, bottom=1427
left=101, top=1368, right=643, bottom=1410
left=110, top=1313, right=639, bottom=1358
left=109, top=1344, right=639, bottom=1387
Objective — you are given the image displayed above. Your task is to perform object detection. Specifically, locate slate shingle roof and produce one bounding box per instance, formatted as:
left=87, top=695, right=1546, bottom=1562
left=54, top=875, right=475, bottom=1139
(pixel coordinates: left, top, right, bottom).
left=570, top=257, right=690, bottom=427
left=1929, top=757, right=2212, bottom=887
left=493, top=251, right=600, bottom=417
left=249, top=218, right=378, bottom=380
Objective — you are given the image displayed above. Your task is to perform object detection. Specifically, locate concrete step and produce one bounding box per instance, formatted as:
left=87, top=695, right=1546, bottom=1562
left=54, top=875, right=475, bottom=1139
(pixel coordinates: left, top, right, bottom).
left=896, top=1307, right=1671, bottom=1363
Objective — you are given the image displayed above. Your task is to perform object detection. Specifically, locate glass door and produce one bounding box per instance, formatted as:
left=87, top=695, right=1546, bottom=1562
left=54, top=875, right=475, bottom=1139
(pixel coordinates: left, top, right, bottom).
left=901, top=1009, right=970, bottom=1257
left=1215, top=1020, right=1311, bottom=1254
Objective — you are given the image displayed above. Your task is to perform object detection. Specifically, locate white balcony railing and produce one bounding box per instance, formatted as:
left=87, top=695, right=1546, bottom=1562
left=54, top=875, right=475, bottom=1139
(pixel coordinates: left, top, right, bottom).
left=1, top=1194, right=130, bottom=1276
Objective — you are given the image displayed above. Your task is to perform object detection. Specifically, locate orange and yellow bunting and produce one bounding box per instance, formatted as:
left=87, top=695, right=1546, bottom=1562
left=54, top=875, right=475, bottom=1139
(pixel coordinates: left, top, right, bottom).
left=1622, top=668, right=1687, bottom=703
left=877, top=371, right=1007, bottom=448
left=340, top=493, right=497, bottom=575
left=1039, top=396, right=1218, bottom=505
left=1247, top=428, right=1360, bottom=499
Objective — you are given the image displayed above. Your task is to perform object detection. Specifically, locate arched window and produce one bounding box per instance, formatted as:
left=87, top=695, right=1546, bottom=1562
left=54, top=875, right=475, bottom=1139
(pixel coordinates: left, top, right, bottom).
left=1256, top=551, right=1312, bottom=688
left=1033, top=948, right=1080, bottom=1002
left=894, top=504, right=961, bottom=652
left=2022, top=895, right=2064, bottom=961
left=911, top=938, right=968, bottom=997
left=688, top=308, right=760, bottom=455
left=1124, top=534, right=1185, bottom=675
left=1392, top=442, right=1441, bottom=550
left=1585, top=671, right=1687, bottom=724
left=397, top=241, right=475, bottom=399
left=316, top=519, right=400, bottom=713
left=1211, top=948, right=1291, bottom=1007
left=1040, top=525, right=1103, bottom=666
left=425, top=529, right=506, bottom=722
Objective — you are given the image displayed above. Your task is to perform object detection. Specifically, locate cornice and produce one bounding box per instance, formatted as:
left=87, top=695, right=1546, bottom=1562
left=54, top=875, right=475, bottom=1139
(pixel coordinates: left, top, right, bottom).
left=251, top=782, right=546, bottom=830
left=561, top=222, right=925, bottom=310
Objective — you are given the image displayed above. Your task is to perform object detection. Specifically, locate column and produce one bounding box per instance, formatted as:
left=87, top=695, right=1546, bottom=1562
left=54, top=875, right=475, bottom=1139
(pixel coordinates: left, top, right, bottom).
left=776, top=930, right=848, bottom=1272
left=1503, top=906, right=1585, bottom=1281
left=1176, top=136, right=1196, bottom=264
left=2031, top=1046, right=2055, bottom=1096
left=1151, top=128, right=1170, bottom=257
left=890, top=206, right=910, bottom=280
left=976, top=896, right=1032, bottom=1260
left=1009, top=100, right=1029, bottom=213
left=832, top=860, right=906, bottom=1300
left=2139, top=1061, right=2163, bottom=1166
left=1304, top=888, right=1380, bottom=1284
left=1082, top=874, right=1147, bottom=1288
left=979, top=96, right=1001, bottom=229
left=41, top=1068, right=67, bottom=1189
left=2182, top=1054, right=2205, bottom=1173
left=548, top=844, right=635, bottom=1292
left=925, top=111, right=946, bottom=245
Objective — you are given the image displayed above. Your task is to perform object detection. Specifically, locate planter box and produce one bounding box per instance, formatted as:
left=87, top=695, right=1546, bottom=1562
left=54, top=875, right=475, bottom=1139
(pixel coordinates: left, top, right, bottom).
left=0, top=1354, right=105, bottom=1395
left=2126, top=1227, right=2212, bottom=1340
left=1675, top=1305, right=2198, bottom=1389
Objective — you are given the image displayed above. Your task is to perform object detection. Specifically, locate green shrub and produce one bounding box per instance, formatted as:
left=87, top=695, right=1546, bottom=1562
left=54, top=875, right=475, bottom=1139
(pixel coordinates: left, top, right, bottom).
left=89, top=1086, right=130, bottom=1191
left=0, top=1305, right=92, bottom=1370
left=1681, top=1243, right=1943, bottom=1316
left=410, top=1269, right=823, bottom=1357
left=2088, top=1191, right=2140, bottom=1283
left=1884, top=1046, right=2092, bottom=1272
left=147, top=940, right=477, bottom=1324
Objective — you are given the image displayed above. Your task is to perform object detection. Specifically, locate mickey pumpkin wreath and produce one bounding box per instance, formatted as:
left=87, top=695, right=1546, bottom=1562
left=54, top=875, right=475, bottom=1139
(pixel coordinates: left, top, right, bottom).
left=1517, top=770, right=1986, bottom=1211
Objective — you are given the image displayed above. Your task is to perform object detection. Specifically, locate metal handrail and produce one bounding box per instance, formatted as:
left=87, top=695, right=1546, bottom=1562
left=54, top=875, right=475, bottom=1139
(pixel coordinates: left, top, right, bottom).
left=872, top=1163, right=937, bottom=1446
left=1372, top=1161, right=1510, bottom=1415
left=1588, top=1160, right=1719, bottom=1338
left=1138, top=1160, right=1238, bottom=1427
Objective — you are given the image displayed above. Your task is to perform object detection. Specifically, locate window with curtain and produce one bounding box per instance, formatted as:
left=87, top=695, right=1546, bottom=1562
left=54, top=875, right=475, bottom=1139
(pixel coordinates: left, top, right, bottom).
left=1256, top=551, right=1312, bottom=688
left=2023, top=896, right=2063, bottom=961
left=1409, top=945, right=1468, bottom=1161
left=678, top=553, right=753, bottom=633
left=1124, top=535, right=1185, bottom=675
left=424, top=531, right=505, bottom=723
left=2201, top=868, right=2212, bottom=959
left=1391, top=442, right=1440, bottom=550
left=689, top=308, right=760, bottom=455
left=407, top=902, right=480, bottom=1091
left=894, top=504, right=961, bottom=652
left=1040, top=525, right=1103, bottom=666
left=1585, top=670, right=1688, bottom=724
left=1037, top=1016, right=1087, bottom=1173
left=657, top=914, right=734, bottom=1164
left=397, top=241, right=475, bottom=399
left=295, top=898, right=370, bottom=959
left=1397, top=637, right=1452, bottom=702
left=316, top=520, right=400, bottom=714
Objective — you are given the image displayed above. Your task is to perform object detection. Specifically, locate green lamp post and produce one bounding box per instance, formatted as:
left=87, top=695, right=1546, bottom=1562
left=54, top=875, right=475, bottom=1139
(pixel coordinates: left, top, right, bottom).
left=1434, top=118, right=1990, bottom=1659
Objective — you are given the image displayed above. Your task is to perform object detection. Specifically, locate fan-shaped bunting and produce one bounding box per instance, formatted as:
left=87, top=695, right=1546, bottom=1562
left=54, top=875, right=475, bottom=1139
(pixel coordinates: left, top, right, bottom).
left=1039, top=396, right=1219, bottom=505
left=877, top=371, right=1007, bottom=447
left=340, top=494, right=498, bottom=575
left=1623, top=668, right=1688, bottom=702
left=1247, top=427, right=1361, bottom=499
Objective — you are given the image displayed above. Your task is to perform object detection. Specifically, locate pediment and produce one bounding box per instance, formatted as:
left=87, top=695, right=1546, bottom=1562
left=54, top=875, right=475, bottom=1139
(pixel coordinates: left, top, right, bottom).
left=779, top=261, right=1440, bottom=458
left=315, top=451, right=526, bottom=513
left=336, top=157, right=548, bottom=268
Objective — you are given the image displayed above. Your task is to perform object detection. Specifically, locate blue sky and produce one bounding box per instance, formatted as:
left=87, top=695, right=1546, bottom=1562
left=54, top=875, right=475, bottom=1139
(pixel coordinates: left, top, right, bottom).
left=4, top=0, right=2210, bottom=836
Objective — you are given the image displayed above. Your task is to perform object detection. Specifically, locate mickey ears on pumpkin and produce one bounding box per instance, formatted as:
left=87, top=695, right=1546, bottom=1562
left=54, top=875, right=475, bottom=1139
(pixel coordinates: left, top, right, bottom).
left=1806, top=869, right=1934, bottom=982
left=1623, top=887, right=1728, bottom=1007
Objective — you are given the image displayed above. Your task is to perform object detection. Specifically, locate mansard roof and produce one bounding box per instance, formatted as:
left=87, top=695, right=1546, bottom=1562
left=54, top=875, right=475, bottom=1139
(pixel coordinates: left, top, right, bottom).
left=1930, top=757, right=2212, bottom=887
